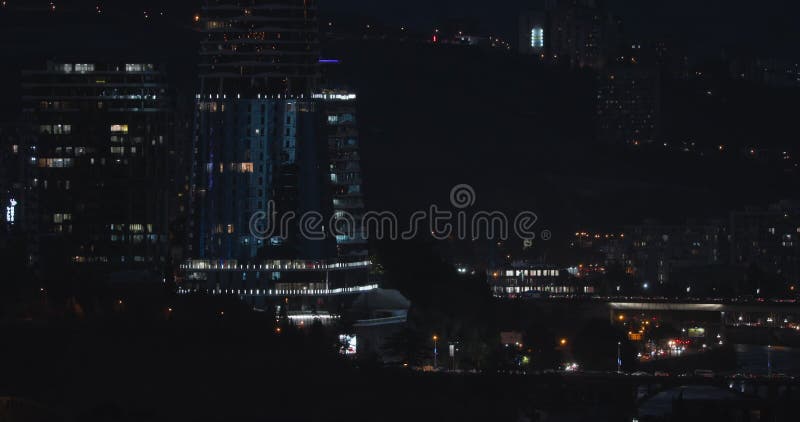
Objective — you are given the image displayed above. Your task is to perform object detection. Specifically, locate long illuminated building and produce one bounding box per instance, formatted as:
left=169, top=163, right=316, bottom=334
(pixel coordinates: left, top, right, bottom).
left=186, top=1, right=372, bottom=300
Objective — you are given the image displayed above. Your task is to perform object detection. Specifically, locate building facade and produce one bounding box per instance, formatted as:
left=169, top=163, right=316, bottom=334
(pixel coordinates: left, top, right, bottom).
left=20, top=62, right=173, bottom=280
left=730, top=201, right=800, bottom=284
left=0, top=125, right=29, bottom=235
left=487, top=263, right=595, bottom=298
left=519, top=0, right=621, bottom=69
left=186, top=1, right=374, bottom=302
left=317, top=89, right=368, bottom=259
left=596, top=64, right=661, bottom=145
left=624, top=221, right=726, bottom=286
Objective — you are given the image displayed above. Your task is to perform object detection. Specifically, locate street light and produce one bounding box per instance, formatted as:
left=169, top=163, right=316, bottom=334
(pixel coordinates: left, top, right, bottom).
left=617, top=341, right=622, bottom=373
left=559, top=338, right=568, bottom=346
left=433, top=335, right=439, bottom=368
left=767, top=345, right=773, bottom=376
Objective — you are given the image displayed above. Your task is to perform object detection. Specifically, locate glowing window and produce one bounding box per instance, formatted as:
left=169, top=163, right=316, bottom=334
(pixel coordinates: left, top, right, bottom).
left=110, top=124, right=129, bottom=134
left=38, top=158, right=74, bottom=168
left=53, top=213, right=72, bottom=223
left=53, top=124, right=71, bottom=134
left=531, top=27, right=544, bottom=48
left=75, top=63, right=95, bottom=73
left=125, top=64, right=153, bottom=72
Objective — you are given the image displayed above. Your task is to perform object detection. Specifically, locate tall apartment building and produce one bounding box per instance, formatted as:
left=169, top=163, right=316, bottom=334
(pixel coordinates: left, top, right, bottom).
left=317, top=89, right=368, bottom=259
left=519, top=0, right=621, bottom=69
left=596, top=64, right=661, bottom=145
left=21, top=62, right=174, bottom=280
left=185, top=1, right=373, bottom=302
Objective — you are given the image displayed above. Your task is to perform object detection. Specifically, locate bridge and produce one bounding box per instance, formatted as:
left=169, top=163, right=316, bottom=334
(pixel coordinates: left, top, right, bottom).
left=509, top=297, right=800, bottom=328
left=606, top=300, right=800, bottom=314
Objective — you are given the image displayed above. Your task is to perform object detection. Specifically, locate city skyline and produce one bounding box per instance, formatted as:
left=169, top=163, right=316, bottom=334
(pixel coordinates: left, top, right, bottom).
left=1, top=2, right=800, bottom=421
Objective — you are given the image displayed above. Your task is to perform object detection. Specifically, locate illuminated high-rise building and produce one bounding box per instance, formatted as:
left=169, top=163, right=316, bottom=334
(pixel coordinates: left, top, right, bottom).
left=519, top=0, right=621, bottom=69
left=20, top=62, right=174, bottom=280
left=186, top=1, right=374, bottom=303
left=198, top=0, right=321, bottom=97
left=318, top=89, right=368, bottom=259
left=518, top=12, right=548, bottom=56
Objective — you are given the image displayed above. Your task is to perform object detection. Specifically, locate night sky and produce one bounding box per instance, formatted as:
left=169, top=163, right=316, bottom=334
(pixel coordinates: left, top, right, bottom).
left=0, top=0, right=798, bottom=226
left=327, top=0, right=800, bottom=58
left=1, top=0, right=797, bottom=118
left=1, top=0, right=798, bottom=57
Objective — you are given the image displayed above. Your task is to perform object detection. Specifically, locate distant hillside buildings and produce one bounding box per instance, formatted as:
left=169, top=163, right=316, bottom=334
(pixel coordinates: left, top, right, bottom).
left=519, top=0, right=621, bottom=70
left=574, top=201, right=800, bottom=288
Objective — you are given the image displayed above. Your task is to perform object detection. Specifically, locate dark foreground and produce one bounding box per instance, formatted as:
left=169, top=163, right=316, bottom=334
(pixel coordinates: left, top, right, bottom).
left=0, top=319, right=630, bottom=422
left=3, top=320, right=800, bottom=422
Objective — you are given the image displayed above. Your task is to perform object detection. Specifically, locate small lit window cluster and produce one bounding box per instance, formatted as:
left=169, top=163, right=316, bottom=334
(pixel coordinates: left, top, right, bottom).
left=125, top=63, right=154, bottom=73
left=38, top=158, right=74, bottom=168
left=531, top=27, right=544, bottom=48
left=53, top=213, right=72, bottom=223
left=501, top=269, right=559, bottom=277
left=110, top=124, right=129, bottom=134
left=198, top=102, right=219, bottom=112
left=39, top=124, right=72, bottom=135
left=75, top=63, right=94, bottom=73
left=231, top=162, right=254, bottom=173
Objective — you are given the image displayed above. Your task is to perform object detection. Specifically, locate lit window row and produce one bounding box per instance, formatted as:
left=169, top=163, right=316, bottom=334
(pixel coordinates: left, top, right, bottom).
left=231, top=162, right=254, bottom=173
left=207, top=163, right=255, bottom=173
left=53, top=213, right=72, bottom=223
left=197, top=102, right=220, bottom=112
left=125, top=64, right=154, bottom=73
left=38, top=158, right=74, bottom=168
left=531, top=27, right=544, bottom=48
left=212, top=224, right=236, bottom=234
left=503, top=269, right=560, bottom=277
left=110, top=124, right=129, bottom=134
left=110, top=234, right=162, bottom=244
left=53, top=146, right=87, bottom=156
left=39, top=124, right=72, bottom=135
left=56, top=63, right=95, bottom=73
